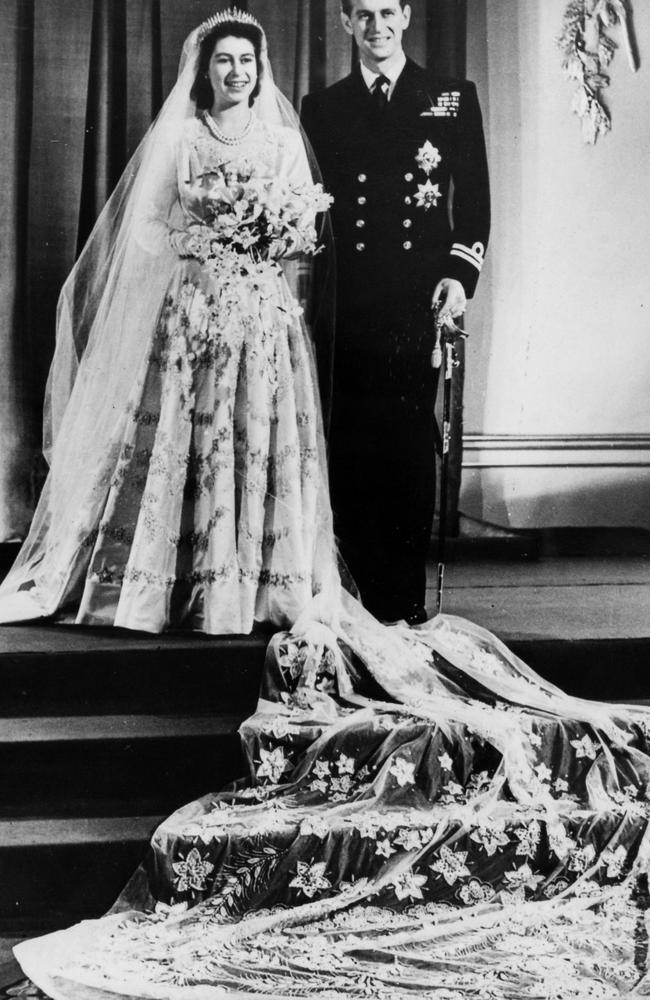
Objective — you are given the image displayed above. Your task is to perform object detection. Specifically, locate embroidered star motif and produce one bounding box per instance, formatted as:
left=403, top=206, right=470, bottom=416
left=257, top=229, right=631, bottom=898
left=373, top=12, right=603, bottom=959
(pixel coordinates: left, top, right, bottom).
left=289, top=861, right=331, bottom=898
left=601, top=844, right=627, bottom=879
left=392, top=871, right=428, bottom=900
left=257, top=746, right=291, bottom=784
left=172, top=847, right=214, bottom=893
left=375, top=838, right=396, bottom=858
left=430, top=845, right=470, bottom=885
left=503, top=862, right=544, bottom=893
left=470, top=819, right=510, bottom=857
left=390, top=757, right=416, bottom=786
left=415, top=180, right=441, bottom=210
left=570, top=734, right=598, bottom=760
left=415, top=140, right=441, bottom=174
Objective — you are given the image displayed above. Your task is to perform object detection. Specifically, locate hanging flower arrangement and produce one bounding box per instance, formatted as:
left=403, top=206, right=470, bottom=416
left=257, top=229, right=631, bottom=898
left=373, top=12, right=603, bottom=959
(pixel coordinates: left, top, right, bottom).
left=557, top=0, right=638, bottom=144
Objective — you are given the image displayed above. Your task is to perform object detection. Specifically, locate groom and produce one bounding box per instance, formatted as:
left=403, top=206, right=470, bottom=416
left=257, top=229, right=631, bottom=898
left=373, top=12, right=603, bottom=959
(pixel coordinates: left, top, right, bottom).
left=301, top=0, right=490, bottom=624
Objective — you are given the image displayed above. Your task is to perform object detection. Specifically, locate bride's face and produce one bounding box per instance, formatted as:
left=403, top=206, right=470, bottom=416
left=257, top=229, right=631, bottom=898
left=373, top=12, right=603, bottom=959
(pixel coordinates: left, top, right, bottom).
left=208, top=36, right=258, bottom=111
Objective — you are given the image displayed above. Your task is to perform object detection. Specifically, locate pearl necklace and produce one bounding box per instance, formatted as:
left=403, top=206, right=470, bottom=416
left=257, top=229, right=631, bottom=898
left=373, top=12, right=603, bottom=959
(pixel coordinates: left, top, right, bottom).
left=204, top=110, right=254, bottom=146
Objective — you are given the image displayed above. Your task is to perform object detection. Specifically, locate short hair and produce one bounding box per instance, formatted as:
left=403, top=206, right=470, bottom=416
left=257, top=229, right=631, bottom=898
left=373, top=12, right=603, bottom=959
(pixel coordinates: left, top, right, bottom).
left=340, top=0, right=408, bottom=14
left=190, top=21, right=264, bottom=110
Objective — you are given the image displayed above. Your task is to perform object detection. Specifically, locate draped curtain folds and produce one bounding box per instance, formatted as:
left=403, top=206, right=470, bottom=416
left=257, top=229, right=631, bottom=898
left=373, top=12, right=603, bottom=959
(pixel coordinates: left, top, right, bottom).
left=0, top=0, right=468, bottom=542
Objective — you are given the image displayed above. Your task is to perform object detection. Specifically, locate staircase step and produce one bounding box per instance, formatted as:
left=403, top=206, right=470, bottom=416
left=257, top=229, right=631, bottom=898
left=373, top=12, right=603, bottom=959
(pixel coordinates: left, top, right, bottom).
left=509, top=637, right=650, bottom=701
left=0, top=714, right=236, bottom=743
left=0, top=626, right=268, bottom=716
left=0, top=816, right=161, bottom=847
left=0, top=717, right=245, bottom=817
left=0, top=816, right=162, bottom=921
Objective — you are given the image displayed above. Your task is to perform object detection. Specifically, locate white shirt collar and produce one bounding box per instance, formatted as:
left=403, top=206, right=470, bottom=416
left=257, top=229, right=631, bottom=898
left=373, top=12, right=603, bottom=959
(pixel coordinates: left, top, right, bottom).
left=359, top=51, right=407, bottom=100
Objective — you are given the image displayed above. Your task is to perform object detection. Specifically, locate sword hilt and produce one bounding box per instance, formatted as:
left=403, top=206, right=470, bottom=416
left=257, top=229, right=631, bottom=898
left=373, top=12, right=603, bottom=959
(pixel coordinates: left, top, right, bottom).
left=430, top=302, right=468, bottom=369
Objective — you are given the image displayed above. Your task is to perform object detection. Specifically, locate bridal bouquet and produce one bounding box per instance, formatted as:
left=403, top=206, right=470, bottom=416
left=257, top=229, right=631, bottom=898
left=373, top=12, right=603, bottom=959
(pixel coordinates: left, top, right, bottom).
left=197, top=159, right=332, bottom=263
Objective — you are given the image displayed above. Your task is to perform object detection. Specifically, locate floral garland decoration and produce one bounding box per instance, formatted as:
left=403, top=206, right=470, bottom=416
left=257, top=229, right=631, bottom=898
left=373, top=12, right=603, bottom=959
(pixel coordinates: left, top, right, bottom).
left=557, top=0, right=638, bottom=144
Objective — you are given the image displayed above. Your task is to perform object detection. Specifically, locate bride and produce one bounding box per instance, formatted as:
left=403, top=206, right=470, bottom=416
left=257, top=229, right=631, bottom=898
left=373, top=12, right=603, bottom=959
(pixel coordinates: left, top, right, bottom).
left=0, top=9, right=335, bottom=636
left=9, top=9, right=650, bottom=1000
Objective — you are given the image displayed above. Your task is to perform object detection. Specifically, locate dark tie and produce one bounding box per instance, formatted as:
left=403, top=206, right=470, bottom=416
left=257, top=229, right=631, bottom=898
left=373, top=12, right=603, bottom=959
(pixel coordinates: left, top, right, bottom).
left=372, top=74, right=390, bottom=111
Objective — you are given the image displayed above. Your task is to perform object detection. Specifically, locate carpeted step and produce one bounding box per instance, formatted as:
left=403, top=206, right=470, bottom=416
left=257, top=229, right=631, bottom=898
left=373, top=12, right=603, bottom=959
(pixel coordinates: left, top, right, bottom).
left=509, top=637, right=650, bottom=701
left=0, top=715, right=244, bottom=818
left=0, top=626, right=268, bottom=716
left=0, top=816, right=162, bottom=923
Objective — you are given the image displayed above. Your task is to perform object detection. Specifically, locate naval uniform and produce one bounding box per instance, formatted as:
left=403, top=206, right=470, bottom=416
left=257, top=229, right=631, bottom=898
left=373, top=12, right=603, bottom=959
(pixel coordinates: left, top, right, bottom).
left=301, top=58, right=490, bottom=622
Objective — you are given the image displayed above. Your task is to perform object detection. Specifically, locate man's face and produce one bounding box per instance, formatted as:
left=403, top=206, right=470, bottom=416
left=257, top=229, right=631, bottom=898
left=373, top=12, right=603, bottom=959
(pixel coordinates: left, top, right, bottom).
left=341, top=1, right=411, bottom=66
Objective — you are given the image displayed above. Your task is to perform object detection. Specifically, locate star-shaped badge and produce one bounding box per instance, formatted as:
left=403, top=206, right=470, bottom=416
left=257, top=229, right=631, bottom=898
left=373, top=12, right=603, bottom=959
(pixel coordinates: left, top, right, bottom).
left=415, top=140, right=441, bottom=175
left=415, top=179, right=441, bottom=210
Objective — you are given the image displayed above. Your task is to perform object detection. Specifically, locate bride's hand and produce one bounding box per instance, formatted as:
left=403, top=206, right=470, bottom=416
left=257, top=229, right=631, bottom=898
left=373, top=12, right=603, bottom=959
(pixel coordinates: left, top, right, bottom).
left=168, top=223, right=213, bottom=260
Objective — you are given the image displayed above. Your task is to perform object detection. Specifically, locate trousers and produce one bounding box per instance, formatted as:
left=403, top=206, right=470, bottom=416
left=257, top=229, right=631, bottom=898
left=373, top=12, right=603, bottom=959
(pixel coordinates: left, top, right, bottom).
left=329, top=285, right=439, bottom=621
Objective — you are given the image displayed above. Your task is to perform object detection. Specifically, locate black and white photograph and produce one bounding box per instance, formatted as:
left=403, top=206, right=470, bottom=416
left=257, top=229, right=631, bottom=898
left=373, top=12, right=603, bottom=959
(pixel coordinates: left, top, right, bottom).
left=0, top=0, right=649, bottom=996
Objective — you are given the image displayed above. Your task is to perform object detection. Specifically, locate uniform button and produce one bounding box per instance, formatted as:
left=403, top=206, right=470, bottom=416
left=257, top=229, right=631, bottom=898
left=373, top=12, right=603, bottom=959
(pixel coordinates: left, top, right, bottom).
left=403, top=219, right=412, bottom=228
left=404, top=196, right=412, bottom=205
left=404, top=172, right=414, bottom=181
left=357, top=196, right=367, bottom=205
left=403, top=240, right=413, bottom=250
left=358, top=173, right=367, bottom=183
left=356, top=219, right=365, bottom=228
left=356, top=242, right=366, bottom=252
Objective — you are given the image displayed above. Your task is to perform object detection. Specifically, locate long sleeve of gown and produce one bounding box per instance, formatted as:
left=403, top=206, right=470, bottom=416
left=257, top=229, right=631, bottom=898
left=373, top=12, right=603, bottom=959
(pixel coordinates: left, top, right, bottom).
left=132, top=130, right=187, bottom=256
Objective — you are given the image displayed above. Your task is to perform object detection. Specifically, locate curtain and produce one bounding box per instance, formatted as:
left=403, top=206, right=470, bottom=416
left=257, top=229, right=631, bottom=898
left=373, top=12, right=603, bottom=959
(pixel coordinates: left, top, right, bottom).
left=0, top=0, right=467, bottom=542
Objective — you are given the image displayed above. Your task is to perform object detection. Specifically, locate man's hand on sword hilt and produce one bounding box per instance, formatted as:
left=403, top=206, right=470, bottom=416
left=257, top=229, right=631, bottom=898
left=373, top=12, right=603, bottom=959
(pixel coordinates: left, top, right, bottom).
left=431, top=302, right=468, bottom=370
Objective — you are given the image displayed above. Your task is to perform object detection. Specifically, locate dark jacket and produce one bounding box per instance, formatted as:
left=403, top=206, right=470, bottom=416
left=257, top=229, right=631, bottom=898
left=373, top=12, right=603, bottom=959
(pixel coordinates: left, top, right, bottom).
left=301, top=59, right=490, bottom=307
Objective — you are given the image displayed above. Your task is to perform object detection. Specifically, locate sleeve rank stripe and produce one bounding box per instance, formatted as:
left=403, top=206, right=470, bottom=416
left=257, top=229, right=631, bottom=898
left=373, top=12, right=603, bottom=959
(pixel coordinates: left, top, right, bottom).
left=450, top=244, right=484, bottom=271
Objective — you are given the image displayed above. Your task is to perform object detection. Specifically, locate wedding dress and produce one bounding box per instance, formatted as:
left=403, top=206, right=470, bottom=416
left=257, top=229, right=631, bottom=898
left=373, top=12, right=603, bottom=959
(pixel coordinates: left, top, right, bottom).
left=9, top=13, right=650, bottom=1000
left=15, top=602, right=650, bottom=998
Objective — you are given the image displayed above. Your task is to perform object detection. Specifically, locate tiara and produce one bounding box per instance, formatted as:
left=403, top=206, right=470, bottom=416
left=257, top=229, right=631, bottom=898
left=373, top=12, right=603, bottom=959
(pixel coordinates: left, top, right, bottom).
left=197, top=7, right=263, bottom=41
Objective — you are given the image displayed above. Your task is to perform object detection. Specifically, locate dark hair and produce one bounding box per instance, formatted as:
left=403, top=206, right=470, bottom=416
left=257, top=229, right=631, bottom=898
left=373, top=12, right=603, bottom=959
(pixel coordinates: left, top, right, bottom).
left=340, top=0, right=407, bottom=14
left=190, top=21, right=264, bottom=110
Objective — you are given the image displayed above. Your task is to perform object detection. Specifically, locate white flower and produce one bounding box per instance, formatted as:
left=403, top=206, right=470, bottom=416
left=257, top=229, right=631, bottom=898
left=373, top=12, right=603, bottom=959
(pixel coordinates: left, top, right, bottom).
left=395, top=827, right=425, bottom=852
left=299, top=815, right=330, bottom=839
left=470, top=819, right=510, bottom=857
left=172, top=847, right=215, bottom=893
left=601, top=844, right=627, bottom=879
left=570, top=734, right=598, bottom=760
left=392, top=871, right=428, bottom=900
left=415, top=140, right=442, bottom=175
left=257, top=746, right=291, bottom=784
left=503, top=863, right=543, bottom=893
left=289, top=861, right=331, bottom=898
left=430, top=846, right=470, bottom=885
left=356, top=814, right=382, bottom=839
left=444, top=780, right=465, bottom=799
left=547, top=821, right=576, bottom=860
left=438, top=752, right=453, bottom=771
left=375, top=838, right=396, bottom=858
left=330, top=774, right=354, bottom=800
left=313, top=760, right=332, bottom=780
left=534, top=763, right=552, bottom=784
left=336, top=753, right=355, bottom=775
left=263, top=715, right=294, bottom=740
left=568, top=844, right=596, bottom=873
left=554, top=777, right=569, bottom=794
left=415, top=180, right=441, bottom=210
left=390, top=757, right=416, bottom=787
left=458, top=877, right=496, bottom=906
left=514, top=820, right=541, bottom=858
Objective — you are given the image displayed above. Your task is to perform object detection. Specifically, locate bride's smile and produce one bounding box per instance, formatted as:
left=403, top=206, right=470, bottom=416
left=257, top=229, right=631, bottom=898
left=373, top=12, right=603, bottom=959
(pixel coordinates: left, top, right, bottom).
left=209, top=36, right=258, bottom=113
